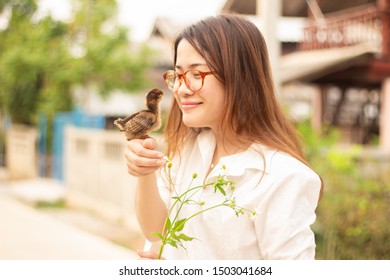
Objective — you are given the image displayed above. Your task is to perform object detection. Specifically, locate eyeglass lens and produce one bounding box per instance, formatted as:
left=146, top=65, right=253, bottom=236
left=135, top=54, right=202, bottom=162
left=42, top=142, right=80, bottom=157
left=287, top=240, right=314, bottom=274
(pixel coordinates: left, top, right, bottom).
left=164, top=70, right=204, bottom=92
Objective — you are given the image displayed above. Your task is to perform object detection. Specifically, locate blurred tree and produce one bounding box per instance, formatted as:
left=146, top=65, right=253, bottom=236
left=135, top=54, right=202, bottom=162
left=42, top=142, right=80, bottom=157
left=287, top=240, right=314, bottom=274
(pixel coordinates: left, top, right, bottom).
left=0, top=0, right=44, bottom=124
left=67, top=0, right=152, bottom=98
left=0, top=0, right=152, bottom=125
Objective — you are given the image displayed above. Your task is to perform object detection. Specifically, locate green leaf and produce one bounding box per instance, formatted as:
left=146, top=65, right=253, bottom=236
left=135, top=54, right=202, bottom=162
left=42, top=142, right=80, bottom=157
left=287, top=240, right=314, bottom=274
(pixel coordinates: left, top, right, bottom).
left=218, top=185, right=226, bottom=196
left=213, top=181, right=226, bottom=196
left=177, top=233, right=194, bottom=242
left=151, top=232, right=163, bottom=240
left=173, top=218, right=187, bottom=232
left=167, top=239, right=178, bottom=248
left=164, top=218, right=172, bottom=230
left=213, top=182, right=219, bottom=193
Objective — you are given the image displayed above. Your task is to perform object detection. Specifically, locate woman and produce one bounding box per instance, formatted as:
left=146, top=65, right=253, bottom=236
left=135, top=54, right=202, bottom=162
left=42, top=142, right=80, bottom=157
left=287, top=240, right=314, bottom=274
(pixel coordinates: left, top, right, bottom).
left=125, top=14, right=322, bottom=259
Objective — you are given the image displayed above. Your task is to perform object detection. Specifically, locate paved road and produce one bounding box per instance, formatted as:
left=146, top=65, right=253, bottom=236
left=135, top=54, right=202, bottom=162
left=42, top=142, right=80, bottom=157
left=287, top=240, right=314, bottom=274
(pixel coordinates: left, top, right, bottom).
left=0, top=185, right=138, bottom=260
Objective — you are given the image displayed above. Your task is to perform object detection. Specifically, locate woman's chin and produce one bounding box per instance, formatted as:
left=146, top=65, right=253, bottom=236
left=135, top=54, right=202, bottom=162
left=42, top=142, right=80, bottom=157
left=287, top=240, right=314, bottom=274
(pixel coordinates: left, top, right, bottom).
left=182, top=116, right=203, bottom=128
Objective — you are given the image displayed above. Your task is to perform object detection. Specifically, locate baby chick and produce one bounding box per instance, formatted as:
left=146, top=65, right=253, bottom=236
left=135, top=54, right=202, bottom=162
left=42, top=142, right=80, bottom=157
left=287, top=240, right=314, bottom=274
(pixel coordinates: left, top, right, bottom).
left=114, top=88, right=164, bottom=140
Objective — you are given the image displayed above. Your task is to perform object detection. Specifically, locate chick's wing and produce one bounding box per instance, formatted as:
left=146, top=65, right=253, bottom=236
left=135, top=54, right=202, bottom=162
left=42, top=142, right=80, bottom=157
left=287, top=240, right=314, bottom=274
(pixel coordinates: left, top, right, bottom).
left=124, top=111, right=157, bottom=135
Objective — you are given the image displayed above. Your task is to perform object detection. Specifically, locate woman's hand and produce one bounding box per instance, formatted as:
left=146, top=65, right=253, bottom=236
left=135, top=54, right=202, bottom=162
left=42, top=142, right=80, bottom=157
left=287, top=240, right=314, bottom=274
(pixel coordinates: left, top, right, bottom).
left=125, top=138, right=166, bottom=177
left=137, top=250, right=165, bottom=260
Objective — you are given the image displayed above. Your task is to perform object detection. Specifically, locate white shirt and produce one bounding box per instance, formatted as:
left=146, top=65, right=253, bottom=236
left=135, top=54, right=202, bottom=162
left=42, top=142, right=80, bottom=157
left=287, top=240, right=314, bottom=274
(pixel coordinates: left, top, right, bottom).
left=157, top=129, right=321, bottom=260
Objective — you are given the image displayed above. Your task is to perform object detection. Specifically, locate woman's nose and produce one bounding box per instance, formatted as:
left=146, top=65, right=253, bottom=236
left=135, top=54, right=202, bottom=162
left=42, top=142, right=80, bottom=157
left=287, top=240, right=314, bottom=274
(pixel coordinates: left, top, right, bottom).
left=177, top=80, right=195, bottom=96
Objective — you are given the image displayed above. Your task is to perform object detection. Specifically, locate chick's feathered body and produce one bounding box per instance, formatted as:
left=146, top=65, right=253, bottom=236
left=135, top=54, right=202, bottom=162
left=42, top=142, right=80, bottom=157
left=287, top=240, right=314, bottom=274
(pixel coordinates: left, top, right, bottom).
left=114, top=88, right=164, bottom=140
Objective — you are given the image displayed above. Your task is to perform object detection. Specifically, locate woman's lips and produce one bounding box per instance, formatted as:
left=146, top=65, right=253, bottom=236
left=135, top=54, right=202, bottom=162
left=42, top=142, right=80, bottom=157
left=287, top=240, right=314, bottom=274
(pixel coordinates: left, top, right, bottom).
left=181, top=101, right=202, bottom=110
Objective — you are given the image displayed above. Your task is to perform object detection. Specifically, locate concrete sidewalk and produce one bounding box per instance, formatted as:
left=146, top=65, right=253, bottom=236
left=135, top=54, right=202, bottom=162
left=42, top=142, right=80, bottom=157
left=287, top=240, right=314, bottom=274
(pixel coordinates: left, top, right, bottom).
left=0, top=178, right=138, bottom=260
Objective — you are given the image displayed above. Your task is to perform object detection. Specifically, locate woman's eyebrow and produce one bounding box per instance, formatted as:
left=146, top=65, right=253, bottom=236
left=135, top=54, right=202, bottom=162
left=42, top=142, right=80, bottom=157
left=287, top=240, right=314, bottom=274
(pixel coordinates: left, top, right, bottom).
left=175, top=63, right=208, bottom=70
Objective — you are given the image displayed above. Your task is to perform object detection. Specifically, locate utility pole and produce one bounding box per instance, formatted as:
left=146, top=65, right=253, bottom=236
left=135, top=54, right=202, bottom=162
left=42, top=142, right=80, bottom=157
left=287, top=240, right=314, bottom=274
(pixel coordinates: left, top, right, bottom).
left=257, top=0, right=282, bottom=96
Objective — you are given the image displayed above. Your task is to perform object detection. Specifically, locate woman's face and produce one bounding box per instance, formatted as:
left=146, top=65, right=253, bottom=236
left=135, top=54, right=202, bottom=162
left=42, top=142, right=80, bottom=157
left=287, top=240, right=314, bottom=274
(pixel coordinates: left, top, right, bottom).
left=174, top=39, right=226, bottom=131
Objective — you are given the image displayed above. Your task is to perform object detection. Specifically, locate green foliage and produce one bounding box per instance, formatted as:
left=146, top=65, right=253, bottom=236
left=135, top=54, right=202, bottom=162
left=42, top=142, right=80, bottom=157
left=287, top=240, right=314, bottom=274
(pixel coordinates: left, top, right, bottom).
left=68, top=0, right=154, bottom=96
left=0, top=0, right=153, bottom=125
left=298, top=122, right=390, bottom=259
left=154, top=160, right=255, bottom=259
left=36, top=199, right=66, bottom=209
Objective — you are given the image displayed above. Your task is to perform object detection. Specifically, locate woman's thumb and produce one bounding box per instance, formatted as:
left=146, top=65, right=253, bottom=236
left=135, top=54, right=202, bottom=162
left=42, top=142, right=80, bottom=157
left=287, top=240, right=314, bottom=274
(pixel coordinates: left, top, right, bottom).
left=142, top=138, right=157, bottom=150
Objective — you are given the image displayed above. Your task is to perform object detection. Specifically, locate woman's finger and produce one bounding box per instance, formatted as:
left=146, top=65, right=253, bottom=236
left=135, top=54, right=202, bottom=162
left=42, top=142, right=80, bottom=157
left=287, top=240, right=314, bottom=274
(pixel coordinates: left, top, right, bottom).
left=125, top=150, right=165, bottom=166
left=127, top=139, right=164, bottom=159
left=137, top=250, right=164, bottom=260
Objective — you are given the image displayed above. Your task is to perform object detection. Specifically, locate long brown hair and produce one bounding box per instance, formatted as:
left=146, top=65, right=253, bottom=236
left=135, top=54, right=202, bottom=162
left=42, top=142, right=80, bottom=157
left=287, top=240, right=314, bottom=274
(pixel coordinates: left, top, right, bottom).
left=165, top=14, right=307, bottom=162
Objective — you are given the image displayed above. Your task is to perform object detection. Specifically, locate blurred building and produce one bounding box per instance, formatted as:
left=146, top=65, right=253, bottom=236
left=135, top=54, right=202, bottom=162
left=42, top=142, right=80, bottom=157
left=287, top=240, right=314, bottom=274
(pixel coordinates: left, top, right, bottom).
left=221, top=0, right=390, bottom=150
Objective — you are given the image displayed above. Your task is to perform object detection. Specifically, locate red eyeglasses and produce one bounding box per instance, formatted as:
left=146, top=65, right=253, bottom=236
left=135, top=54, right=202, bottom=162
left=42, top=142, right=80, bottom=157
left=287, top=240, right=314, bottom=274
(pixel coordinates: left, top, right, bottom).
left=163, top=69, right=214, bottom=92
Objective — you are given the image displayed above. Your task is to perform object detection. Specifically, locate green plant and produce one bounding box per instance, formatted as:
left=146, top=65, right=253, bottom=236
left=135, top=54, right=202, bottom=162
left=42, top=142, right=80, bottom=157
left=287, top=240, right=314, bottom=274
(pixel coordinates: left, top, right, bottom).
left=0, top=0, right=153, bottom=125
left=35, top=199, right=66, bottom=209
left=297, top=122, right=390, bottom=259
left=153, top=158, right=256, bottom=259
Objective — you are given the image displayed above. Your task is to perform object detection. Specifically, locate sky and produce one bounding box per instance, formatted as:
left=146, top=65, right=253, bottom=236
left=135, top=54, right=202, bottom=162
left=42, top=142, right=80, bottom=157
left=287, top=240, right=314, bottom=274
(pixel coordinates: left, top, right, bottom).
left=38, top=0, right=226, bottom=42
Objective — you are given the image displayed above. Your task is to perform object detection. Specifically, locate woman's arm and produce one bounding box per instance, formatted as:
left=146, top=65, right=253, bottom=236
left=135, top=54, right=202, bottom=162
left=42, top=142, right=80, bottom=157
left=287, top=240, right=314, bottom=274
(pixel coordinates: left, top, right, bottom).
left=135, top=173, right=167, bottom=241
left=125, top=138, right=167, bottom=241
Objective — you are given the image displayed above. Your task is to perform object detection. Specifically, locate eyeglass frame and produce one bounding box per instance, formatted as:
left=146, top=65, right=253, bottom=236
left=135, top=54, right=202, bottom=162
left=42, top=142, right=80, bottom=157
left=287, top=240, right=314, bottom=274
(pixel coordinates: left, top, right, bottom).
left=163, top=69, right=214, bottom=92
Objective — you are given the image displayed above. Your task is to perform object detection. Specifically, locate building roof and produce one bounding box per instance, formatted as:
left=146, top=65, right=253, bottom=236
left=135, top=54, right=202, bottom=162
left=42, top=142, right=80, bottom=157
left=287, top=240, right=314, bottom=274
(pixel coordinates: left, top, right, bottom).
left=147, top=15, right=306, bottom=66
left=279, top=43, right=378, bottom=84
left=149, top=15, right=306, bottom=43
left=148, top=1, right=389, bottom=86
left=221, top=0, right=377, bottom=17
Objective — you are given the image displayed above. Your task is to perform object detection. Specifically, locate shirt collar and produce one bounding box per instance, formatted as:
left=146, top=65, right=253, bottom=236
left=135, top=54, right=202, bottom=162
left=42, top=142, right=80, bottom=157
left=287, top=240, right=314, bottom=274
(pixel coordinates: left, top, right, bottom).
left=196, top=129, right=275, bottom=178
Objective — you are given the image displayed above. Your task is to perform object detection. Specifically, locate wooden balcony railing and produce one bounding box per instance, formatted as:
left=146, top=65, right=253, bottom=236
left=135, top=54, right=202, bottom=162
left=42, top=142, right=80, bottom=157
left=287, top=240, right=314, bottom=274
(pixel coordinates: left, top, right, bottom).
left=300, top=4, right=390, bottom=59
